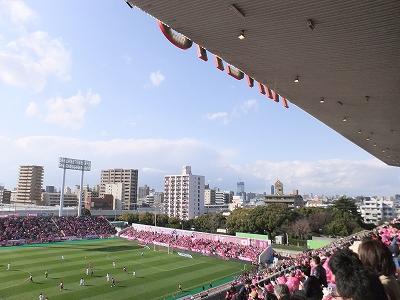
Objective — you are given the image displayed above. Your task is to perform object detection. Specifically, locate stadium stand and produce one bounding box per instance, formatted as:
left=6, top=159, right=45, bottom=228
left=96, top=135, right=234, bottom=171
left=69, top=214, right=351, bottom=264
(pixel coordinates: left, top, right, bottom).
left=218, top=221, right=400, bottom=300
left=0, top=216, right=115, bottom=246
left=120, top=227, right=263, bottom=262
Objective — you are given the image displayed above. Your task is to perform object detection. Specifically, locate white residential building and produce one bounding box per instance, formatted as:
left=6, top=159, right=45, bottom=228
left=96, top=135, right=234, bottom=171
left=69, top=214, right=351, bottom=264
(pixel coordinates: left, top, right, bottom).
left=104, top=183, right=124, bottom=210
left=360, top=197, right=397, bottom=224
left=164, top=166, right=204, bottom=220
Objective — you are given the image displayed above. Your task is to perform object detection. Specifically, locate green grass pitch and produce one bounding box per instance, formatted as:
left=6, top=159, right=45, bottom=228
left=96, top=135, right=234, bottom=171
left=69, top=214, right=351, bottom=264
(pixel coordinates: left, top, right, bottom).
left=0, top=238, right=244, bottom=300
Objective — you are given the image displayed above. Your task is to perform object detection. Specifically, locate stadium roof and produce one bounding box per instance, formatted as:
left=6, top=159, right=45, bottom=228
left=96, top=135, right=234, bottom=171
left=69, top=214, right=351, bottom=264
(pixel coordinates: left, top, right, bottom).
left=126, top=0, right=400, bottom=166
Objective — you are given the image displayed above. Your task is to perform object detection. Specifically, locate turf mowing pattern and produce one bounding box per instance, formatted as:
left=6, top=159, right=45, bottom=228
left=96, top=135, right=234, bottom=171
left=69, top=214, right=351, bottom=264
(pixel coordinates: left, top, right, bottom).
left=0, top=238, right=244, bottom=300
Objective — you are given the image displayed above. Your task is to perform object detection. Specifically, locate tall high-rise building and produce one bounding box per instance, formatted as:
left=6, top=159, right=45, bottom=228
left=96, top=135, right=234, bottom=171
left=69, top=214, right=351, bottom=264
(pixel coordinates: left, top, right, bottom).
left=274, top=179, right=283, bottom=196
left=164, top=166, right=204, bottom=220
left=15, top=165, right=44, bottom=205
left=237, top=181, right=245, bottom=195
left=100, top=169, right=138, bottom=210
left=271, top=185, right=275, bottom=195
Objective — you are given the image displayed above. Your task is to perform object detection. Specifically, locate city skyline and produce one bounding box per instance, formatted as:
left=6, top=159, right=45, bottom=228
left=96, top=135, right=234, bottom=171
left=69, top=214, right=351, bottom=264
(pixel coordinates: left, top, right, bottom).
left=0, top=1, right=399, bottom=196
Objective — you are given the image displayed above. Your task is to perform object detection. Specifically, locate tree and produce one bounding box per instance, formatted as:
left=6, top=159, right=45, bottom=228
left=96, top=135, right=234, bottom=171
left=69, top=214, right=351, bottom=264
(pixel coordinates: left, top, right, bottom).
left=324, top=210, right=362, bottom=237
left=250, top=204, right=289, bottom=235
left=332, top=197, right=362, bottom=224
left=155, top=214, right=169, bottom=227
left=193, top=214, right=211, bottom=232
left=139, top=212, right=154, bottom=225
left=226, top=208, right=252, bottom=234
left=119, top=213, right=139, bottom=224
left=168, top=217, right=181, bottom=229
left=307, top=210, right=333, bottom=233
left=289, top=218, right=311, bottom=240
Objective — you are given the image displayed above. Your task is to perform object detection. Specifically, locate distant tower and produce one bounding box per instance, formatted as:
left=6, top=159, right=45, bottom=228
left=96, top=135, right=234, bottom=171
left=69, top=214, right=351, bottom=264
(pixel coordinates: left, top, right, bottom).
left=182, top=165, right=192, bottom=175
left=237, top=181, right=245, bottom=195
left=270, top=185, right=274, bottom=195
left=274, top=179, right=283, bottom=196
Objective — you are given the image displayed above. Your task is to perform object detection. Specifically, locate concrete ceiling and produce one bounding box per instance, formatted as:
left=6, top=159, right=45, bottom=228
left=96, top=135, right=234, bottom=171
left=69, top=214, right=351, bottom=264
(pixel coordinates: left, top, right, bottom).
left=127, top=0, right=400, bottom=166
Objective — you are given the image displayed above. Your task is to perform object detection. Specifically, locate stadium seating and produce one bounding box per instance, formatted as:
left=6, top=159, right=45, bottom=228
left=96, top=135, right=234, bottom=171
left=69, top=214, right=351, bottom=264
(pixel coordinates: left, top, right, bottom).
left=225, top=220, right=400, bottom=300
left=120, top=228, right=263, bottom=262
left=0, top=216, right=116, bottom=245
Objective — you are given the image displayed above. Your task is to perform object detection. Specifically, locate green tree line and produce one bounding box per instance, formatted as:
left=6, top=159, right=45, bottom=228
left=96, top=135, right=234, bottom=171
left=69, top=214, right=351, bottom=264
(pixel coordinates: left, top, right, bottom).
left=118, top=197, right=371, bottom=239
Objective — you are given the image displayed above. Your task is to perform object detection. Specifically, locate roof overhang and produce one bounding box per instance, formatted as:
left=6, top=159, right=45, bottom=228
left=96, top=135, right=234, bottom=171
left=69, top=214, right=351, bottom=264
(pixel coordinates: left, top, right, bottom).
left=127, top=0, right=400, bottom=166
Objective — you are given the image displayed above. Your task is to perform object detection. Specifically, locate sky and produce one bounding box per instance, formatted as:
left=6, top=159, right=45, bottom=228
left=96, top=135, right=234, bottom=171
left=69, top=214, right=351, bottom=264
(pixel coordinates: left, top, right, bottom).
left=0, top=0, right=399, bottom=196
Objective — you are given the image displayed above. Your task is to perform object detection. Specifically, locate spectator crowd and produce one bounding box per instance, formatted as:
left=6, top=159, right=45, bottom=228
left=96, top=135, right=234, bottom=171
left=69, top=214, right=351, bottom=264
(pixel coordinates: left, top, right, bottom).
left=225, top=220, right=400, bottom=300
left=120, top=228, right=263, bottom=262
left=0, top=216, right=116, bottom=245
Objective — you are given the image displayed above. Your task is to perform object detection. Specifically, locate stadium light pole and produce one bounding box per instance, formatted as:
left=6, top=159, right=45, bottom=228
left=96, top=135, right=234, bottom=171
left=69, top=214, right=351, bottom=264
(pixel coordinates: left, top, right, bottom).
left=59, top=166, right=66, bottom=217
left=59, top=157, right=91, bottom=217
left=78, top=166, right=84, bottom=217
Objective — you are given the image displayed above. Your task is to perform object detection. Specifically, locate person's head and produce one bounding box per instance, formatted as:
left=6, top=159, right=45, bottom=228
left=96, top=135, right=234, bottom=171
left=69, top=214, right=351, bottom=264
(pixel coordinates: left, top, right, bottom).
left=274, top=284, right=289, bottom=299
left=328, top=249, right=388, bottom=300
left=311, top=255, right=320, bottom=267
left=358, top=239, right=396, bottom=276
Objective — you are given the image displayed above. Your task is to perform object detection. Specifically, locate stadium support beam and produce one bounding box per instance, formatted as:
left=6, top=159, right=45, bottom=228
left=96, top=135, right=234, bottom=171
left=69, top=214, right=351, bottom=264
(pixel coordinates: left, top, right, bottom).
left=78, top=167, right=84, bottom=217
left=59, top=167, right=66, bottom=217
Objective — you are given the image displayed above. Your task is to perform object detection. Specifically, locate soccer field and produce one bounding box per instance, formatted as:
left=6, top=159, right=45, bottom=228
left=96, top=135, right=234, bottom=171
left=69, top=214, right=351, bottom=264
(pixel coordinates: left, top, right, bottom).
left=0, top=238, right=244, bottom=300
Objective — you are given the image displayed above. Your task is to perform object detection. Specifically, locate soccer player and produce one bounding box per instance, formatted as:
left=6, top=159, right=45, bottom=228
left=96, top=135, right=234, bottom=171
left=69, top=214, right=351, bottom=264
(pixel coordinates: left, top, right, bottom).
left=106, top=273, right=110, bottom=282
left=141, top=252, right=144, bottom=257
left=90, top=268, right=94, bottom=276
left=80, top=278, right=85, bottom=286
left=44, top=270, right=48, bottom=279
left=39, top=293, right=44, bottom=300
left=86, top=268, right=90, bottom=276
left=132, top=270, right=136, bottom=277
left=6, top=263, right=10, bottom=271
left=61, top=255, right=64, bottom=260
left=123, top=266, right=127, bottom=272
left=29, top=274, right=33, bottom=282
left=112, top=261, right=116, bottom=268
left=59, top=281, right=64, bottom=291
left=178, top=283, right=182, bottom=292
left=111, top=277, right=116, bottom=287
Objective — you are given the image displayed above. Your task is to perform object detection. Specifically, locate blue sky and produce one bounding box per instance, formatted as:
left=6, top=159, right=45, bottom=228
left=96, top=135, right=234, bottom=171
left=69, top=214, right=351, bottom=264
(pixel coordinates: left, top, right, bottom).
left=0, top=0, right=399, bottom=196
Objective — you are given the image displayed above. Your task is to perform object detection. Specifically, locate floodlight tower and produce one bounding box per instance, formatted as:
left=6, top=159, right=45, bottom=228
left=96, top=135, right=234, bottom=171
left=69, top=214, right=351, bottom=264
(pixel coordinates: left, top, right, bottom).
left=58, top=157, right=91, bottom=217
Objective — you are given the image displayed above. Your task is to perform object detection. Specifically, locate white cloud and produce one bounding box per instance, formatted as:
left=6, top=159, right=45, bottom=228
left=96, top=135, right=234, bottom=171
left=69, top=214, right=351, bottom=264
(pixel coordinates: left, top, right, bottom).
left=0, top=135, right=398, bottom=196
left=25, top=101, right=39, bottom=117
left=149, top=70, right=165, bottom=87
left=0, top=0, right=71, bottom=92
left=0, top=31, right=71, bottom=91
left=205, top=112, right=230, bottom=124
left=0, top=135, right=229, bottom=189
left=44, top=90, right=101, bottom=129
left=0, top=0, right=36, bottom=26
left=229, top=159, right=400, bottom=196
left=205, top=99, right=259, bottom=124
